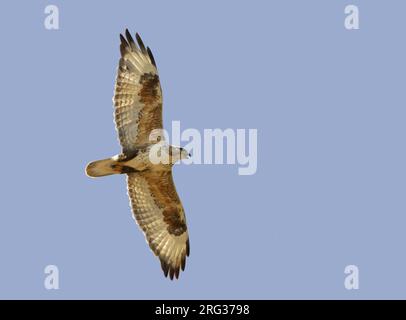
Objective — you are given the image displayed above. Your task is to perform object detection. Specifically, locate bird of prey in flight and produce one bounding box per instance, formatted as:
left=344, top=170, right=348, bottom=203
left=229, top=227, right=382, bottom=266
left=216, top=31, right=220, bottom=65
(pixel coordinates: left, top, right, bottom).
left=86, top=29, right=190, bottom=280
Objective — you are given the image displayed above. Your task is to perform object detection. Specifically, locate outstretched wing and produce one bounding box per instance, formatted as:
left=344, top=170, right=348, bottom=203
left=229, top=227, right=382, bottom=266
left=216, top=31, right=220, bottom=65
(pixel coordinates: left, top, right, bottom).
left=127, top=170, right=190, bottom=280
left=113, top=29, right=163, bottom=155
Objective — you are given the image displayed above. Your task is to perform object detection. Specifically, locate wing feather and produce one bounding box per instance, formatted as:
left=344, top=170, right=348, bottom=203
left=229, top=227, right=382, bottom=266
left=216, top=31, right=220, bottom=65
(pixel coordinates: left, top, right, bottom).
left=113, top=30, right=163, bottom=154
left=127, top=171, right=190, bottom=280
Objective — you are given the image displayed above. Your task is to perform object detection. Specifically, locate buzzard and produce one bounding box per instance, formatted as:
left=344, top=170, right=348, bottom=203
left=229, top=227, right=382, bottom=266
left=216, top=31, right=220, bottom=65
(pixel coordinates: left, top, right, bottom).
left=86, top=29, right=190, bottom=280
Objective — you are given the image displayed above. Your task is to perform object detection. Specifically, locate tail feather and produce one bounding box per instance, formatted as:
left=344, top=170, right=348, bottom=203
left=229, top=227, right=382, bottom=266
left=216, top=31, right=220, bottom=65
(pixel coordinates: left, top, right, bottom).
left=86, top=157, right=119, bottom=177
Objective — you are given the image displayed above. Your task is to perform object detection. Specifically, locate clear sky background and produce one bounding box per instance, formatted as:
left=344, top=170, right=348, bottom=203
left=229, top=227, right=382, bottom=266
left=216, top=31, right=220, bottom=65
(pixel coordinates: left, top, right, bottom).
left=0, top=0, right=405, bottom=299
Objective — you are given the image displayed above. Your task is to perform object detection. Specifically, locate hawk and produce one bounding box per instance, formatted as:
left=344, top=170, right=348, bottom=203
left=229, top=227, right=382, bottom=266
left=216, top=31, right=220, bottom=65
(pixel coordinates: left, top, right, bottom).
left=86, top=29, right=190, bottom=280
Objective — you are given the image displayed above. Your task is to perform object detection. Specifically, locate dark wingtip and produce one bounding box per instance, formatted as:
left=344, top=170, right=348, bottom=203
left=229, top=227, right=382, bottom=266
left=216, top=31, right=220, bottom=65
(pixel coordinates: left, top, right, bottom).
left=174, top=267, right=180, bottom=279
left=121, top=30, right=156, bottom=68
left=186, top=239, right=190, bottom=257
left=147, top=47, right=157, bottom=67
left=119, top=34, right=129, bottom=56
left=120, top=33, right=128, bottom=46
left=125, top=29, right=136, bottom=49
left=160, top=259, right=169, bottom=278
left=181, top=256, right=186, bottom=271
left=136, top=33, right=147, bottom=54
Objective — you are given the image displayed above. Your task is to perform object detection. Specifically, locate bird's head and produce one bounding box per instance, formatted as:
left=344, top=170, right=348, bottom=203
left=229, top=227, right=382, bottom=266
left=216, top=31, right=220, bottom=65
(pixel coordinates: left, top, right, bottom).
left=168, top=146, right=190, bottom=164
